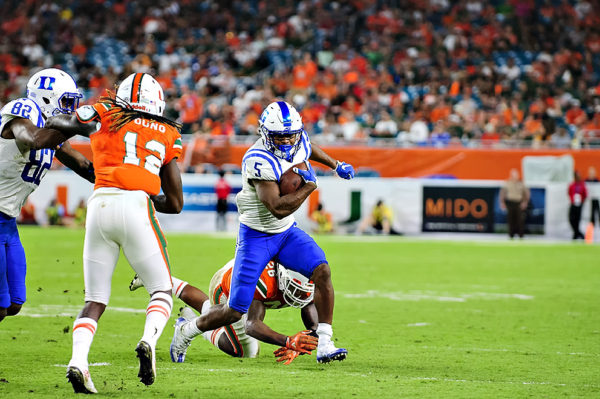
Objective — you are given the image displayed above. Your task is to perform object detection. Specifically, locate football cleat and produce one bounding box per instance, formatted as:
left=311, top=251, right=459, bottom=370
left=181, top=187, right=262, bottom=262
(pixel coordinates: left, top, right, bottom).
left=316, top=341, right=348, bottom=364
left=129, top=274, right=143, bottom=291
left=66, top=365, right=98, bottom=394
left=135, top=340, right=156, bottom=386
left=179, top=306, right=197, bottom=320
left=170, top=317, right=193, bottom=363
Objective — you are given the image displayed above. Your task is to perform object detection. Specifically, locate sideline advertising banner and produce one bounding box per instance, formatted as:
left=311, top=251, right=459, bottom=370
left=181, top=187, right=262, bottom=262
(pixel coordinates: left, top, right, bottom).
left=422, top=186, right=546, bottom=234
left=422, top=186, right=497, bottom=233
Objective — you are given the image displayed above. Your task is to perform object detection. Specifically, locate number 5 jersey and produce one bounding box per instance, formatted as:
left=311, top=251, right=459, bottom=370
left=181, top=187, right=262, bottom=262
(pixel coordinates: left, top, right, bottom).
left=236, top=133, right=311, bottom=233
left=0, top=98, right=53, bottom=217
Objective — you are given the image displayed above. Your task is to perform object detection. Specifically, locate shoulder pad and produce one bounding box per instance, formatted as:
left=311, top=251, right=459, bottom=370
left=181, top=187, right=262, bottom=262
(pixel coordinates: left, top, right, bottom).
left=75, top=105, right=99, bottom=123
left=243, top=150, right=281, bottom=181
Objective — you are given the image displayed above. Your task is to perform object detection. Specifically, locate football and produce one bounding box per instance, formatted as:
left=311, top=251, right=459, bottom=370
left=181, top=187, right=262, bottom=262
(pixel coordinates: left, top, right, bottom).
left=279, top=162, right=307, bottom=196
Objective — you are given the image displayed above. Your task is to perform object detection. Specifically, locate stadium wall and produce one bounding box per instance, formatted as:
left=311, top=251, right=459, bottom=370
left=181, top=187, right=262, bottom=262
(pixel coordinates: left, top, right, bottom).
left=68, top=143, right=600, bottom=180
left=30, top=171, right=599, bottom=240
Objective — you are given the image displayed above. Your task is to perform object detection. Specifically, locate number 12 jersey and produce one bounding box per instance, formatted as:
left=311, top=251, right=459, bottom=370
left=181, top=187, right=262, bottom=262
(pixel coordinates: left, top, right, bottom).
left=76, top=103, right=182, bottom=195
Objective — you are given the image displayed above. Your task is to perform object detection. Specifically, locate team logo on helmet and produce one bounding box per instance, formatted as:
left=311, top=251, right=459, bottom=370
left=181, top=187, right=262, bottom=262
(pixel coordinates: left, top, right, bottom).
left=116, top=73, right=166, bottom=117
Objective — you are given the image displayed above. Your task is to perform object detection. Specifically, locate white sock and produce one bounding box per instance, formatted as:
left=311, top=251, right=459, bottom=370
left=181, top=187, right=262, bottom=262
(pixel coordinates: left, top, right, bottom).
left=317, top=323, right=333, bottom=350
left=201, top=327, right=224, bottom=347
left=172, top=277, right=188, bottom=298
left=201, top=300, right=211, bottom=315
left=141, top=292, right=173, bottom=348
left=181, top=317, right=203, bottom=338
left=70, top=317, right=97, bottom=369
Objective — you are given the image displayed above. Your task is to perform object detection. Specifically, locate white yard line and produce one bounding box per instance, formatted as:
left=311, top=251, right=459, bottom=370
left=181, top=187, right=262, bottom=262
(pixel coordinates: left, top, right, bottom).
left=342, top=290, right=534, bottom=302
left=420, top=345, right=600, bottom=357
left=20, top=304, right=145, bottom=317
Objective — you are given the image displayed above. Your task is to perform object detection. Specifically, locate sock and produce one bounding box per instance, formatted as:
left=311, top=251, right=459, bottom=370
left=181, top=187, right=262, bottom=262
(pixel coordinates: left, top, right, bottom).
left=201, top=327, right=224, bottom=348
left=141, top=292, right=173, bottom=348
left=201, top=300, right=211, bottom=315
left=317, top=322, right=333, bottom=350
left=70, top=317, right=97, bottom=369
left=181, top=317, right=203, bottom=338
left=172, top=277, right=188, bottom=298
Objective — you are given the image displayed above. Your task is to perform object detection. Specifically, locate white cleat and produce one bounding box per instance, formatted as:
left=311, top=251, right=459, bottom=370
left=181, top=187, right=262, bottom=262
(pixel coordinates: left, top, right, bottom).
left=135, top=340, right=156, bottom=386
left=170, top=318, right=193, bottom=363
left=316, top=341, right=348, bottom=364
left=179, top=306, right=197, bottom=320
left=66, top=365, right=98, bottom=394
left=129, top=274, right=143, bottom=291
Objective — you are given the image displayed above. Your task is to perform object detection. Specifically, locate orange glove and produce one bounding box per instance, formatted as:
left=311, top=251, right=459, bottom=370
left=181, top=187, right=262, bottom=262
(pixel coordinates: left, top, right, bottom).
left=273, top=347, right=300, bottom=365
left=285, top=330, right=318, bottom=354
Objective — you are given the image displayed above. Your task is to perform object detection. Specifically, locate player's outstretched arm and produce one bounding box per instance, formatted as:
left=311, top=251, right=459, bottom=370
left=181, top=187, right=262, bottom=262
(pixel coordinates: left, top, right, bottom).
left=246, top=300, right=318, bottom=353
left=4, top=117, right=71, bottom=150
left=44, top=113, right=98, bottom=139
left=310, top=144, right=355, bottom=180
left=55, top=142, right=95, bottom=184
left=245, top=300, right=288, bottom=347
left=254, top=178, right=316, bottom=219
left=150, top=159, right=183, bottom=214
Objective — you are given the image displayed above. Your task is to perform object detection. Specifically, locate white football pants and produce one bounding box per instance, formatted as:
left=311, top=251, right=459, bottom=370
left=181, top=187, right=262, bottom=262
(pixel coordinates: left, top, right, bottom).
left=83, top=188, right=173, bottom=305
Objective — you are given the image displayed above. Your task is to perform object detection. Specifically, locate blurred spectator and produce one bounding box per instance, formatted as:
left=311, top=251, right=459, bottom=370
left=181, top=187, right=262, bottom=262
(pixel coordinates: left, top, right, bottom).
left=46, top=199, right=65, bottom=226
left=18, top=200, right=37, bottom=225
left=176, top=86, right=203, bottom=135
left=310, top=203, right=334, bottom=234
left=568, top=171, right=588, bottom=240
left=585, top=166, right=599, bottom=227
left=215, top=170, right=231, bottom=232
left=356, top=199, right=401, bottom=236
left=73, top=199, right=87, bottom=228
left=499, top=169, right=530, bottom=239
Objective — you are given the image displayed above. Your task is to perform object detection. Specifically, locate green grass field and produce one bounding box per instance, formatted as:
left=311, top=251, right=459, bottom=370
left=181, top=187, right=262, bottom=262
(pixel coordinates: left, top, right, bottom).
left=0, top=227, right=598, bottom=398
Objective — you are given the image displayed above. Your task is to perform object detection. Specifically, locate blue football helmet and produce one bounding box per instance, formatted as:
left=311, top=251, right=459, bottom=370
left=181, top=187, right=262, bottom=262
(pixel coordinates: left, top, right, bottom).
left=258, top=101, right=304, bottom=162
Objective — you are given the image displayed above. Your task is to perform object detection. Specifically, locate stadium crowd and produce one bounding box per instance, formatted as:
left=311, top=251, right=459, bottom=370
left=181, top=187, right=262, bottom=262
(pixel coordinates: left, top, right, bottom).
left=1, top=0, right=600, bottom=150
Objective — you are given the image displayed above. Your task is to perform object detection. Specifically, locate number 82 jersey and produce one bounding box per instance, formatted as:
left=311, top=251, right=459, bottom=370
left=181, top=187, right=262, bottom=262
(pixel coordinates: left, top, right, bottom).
left=77, top=102, right=182, bottom=195
left=0, top=98, right=53, bottom=218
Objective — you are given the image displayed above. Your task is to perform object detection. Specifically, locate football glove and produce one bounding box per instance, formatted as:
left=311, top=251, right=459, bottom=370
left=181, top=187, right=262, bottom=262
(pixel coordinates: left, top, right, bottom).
left=273, top=347, right=300, bottom=365
left=285, top=330, right=318, bottom=354
left=335, top=161, right=355, bottom=180
left=293, top=161, right=318, bottom=186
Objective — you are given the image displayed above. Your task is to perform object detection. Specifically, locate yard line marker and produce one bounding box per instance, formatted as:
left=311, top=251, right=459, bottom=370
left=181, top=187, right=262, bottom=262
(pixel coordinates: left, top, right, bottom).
left=342, top=290, right=533, bottom=302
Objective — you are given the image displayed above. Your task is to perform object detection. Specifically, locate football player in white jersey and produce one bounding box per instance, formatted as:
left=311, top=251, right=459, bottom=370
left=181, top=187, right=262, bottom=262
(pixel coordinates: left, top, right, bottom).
left=0, top=68, right=94, bottom=323
left=171, top=101, right=354, bottom=364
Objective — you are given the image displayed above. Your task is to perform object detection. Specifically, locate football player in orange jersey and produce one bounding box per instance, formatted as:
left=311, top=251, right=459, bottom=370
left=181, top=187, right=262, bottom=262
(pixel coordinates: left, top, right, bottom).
left=46, top=73, right=184, bottom=393
left=129, top=259, right=318, bottom=365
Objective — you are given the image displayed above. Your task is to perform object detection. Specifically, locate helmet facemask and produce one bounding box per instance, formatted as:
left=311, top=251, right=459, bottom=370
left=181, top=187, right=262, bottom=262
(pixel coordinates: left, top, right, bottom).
left=277, top=264, right=315, bottom=308
left=259, top=126, right=303, bottom=162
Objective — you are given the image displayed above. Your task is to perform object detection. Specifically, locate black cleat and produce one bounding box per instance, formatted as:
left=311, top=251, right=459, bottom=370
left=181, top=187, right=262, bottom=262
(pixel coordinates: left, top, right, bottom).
left=66, top=366, right=98, bottom=394
left=135, top=341, right=156, bottom=386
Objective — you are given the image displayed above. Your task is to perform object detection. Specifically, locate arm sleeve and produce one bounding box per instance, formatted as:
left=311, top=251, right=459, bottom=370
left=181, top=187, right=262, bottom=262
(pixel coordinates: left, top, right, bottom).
left=300, top=130, right=312, bottom=160
left=164, top=132, right=183, bottom=165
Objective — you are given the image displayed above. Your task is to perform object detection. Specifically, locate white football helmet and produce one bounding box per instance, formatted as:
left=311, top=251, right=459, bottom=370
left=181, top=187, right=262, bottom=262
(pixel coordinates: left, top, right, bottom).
left=26, top=68, right=82, bottom=118
left=116, top=73, right=165, bottom=116
left=258, top=101, right=304, bottom=162
left=277, top=264, right=314, bottom=308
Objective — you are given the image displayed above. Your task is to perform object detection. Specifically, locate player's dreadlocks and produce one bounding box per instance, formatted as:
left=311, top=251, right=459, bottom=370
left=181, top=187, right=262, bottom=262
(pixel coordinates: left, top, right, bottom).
left=99, top=91, right=182, bottom=134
